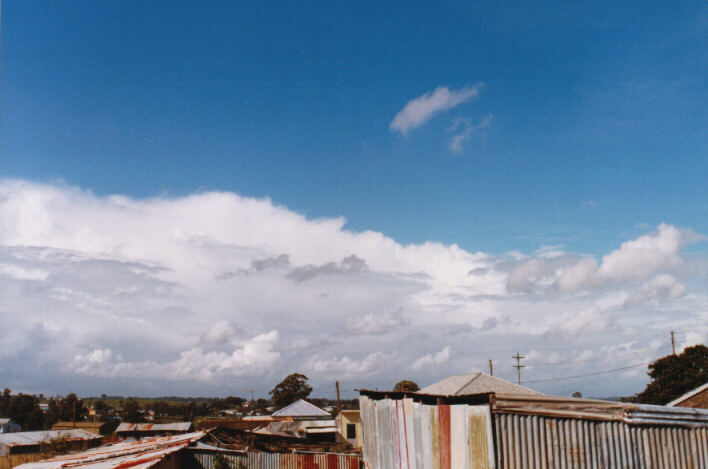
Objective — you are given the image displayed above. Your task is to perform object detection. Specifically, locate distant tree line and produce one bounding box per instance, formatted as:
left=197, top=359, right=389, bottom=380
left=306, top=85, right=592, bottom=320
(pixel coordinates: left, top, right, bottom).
left=0, top=390, right=87, bottom=431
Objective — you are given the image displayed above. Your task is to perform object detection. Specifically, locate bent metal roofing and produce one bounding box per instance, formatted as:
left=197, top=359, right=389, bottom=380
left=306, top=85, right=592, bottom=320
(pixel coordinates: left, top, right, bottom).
left=14, top=431, right=205, bottom=469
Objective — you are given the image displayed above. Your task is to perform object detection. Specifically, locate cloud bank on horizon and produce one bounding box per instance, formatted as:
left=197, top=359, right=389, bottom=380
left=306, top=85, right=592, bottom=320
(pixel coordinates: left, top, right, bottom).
left=0, top=179, right=706, bottom=397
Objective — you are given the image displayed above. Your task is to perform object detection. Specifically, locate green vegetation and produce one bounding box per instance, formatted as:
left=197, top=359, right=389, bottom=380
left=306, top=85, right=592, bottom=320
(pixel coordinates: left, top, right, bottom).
left=393, top=380, right=420, bottom=392
left=269, top=373, right=313, bottom=409
left=626, top=344, right=707, bottom=405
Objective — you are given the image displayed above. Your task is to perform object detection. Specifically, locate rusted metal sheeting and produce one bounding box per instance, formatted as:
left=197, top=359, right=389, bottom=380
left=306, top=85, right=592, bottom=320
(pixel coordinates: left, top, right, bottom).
left=188, top=449, right=361, bottom=469
left=359, top=396, right=495, bottom=469
left=494, top=413, right=708, bottom=469
left=13, top=431, right=205, bottom=469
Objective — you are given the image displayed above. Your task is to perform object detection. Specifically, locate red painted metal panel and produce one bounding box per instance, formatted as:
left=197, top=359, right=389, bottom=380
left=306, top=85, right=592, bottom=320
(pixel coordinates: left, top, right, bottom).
left=438, top=405, right=451, bottom=469
left=326, top=453, right=338, bottom=469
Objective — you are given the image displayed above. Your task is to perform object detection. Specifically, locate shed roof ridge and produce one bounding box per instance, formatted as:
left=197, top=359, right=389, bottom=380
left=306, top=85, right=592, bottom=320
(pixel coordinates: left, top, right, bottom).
left=456, top=372, right=482, bottom=395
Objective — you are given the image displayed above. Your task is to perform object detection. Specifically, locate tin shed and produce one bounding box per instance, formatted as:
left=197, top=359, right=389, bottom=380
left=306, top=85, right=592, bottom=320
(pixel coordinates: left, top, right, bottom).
left=359, top=390, right=708, bottom=469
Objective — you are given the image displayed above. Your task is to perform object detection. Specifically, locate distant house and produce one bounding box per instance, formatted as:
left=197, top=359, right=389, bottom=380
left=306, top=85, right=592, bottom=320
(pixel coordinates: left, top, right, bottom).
left=269, top=399, right=337, bottom=441
left=115, top=422, right=193, bottom=438
left=51, top=421, right=109, bottom=435
left=271, top=399, right=332, bottom=420
left=419, top=371, right=544, bottom=396
left=0, top=429, right=102, bottom=467
left=335, top=410, right=362, bottom=449
left=667, top=382, right=708, bottom=409
left=0, top=419, right=21, bottom=434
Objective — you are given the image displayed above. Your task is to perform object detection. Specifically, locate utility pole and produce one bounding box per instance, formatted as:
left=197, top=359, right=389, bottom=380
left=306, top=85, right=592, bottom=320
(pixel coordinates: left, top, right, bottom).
left=671, top=331, right=676, bottom=355
left=488, top=359, right=494, bottom=376
left=512, top=352, right=525, bottom=385
left=246, top=390, right=255, bottom=402
left=335, top=381, right=341, bottom=416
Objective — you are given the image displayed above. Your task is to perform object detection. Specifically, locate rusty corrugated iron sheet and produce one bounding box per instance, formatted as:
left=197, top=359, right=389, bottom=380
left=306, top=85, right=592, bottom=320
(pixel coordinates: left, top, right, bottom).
left=359, top=391, right=708, bottom=469
left=360, top=396, right=495, bottom=469
left=12, top=431, right=204, bottom=469
left=187, top=448, right=362, bottom=469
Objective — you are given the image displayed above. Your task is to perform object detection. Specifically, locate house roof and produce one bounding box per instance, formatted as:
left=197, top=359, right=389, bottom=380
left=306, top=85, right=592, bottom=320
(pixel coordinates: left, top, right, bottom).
left=0, top=430, right=100, bottom=448
left=271, top=399, right=330, bottom=418
left=51, top=421, right=105, bottom=430
left=14, top=431, right=205, bottom=469
left=0, top=419, right=11, bottom=425
left=667, top=382, right=708, bottom=407
left=419, top=372, right=544, bottom=397
left=115, top=422, right=193, bottom=433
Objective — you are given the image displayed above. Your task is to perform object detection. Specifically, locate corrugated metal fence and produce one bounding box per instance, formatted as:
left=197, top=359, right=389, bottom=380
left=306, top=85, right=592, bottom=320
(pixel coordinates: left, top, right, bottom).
left=359, top=396, right=496, bottom=469
left=187, top=449, right=362, bottom=469
left=495, top=413, right=708, bottom=469
left=360, top=394, right=708, bottom=469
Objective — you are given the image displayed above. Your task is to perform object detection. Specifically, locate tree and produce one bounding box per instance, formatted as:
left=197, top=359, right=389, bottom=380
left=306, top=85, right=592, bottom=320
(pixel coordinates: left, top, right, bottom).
left=269, top=373, right=313, bottom=409
left=629, top=344, right=707, bottom=405
left=0, top=388, right=11, bottom=417
left=122, top=398, right=142, bottom=422
left=8, top=394, right=44, bottom=430
left=393, top=380, right=420, bottom=392
left=572, top=392, right=583, bottom=398
left=59, top=394, right=87, bottom=421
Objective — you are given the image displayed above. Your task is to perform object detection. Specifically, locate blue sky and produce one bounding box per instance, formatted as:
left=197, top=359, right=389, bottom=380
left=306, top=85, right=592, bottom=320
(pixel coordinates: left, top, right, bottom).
left=0, top=1, right=707, bottom=397
left=4, top=0, right=706, bottom=254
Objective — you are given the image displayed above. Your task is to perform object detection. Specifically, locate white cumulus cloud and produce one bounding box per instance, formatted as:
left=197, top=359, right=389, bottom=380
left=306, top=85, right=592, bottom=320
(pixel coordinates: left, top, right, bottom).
left=0, top=179, right=706, bottom=397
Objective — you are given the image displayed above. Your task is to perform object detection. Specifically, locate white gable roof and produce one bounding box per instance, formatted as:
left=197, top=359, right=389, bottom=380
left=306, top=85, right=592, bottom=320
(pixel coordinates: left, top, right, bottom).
left=271, top=399, right=330, bottom=417
left=420, top=372, right=543, bottom=396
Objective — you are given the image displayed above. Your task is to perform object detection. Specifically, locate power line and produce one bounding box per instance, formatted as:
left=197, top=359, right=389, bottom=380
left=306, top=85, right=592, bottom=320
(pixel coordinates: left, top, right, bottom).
left=524, top=362, right=649, bottom=384
left=525, top=349, right=653, bottom=367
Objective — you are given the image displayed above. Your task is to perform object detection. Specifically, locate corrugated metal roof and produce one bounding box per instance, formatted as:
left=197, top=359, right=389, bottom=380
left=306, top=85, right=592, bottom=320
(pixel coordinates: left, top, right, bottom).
left=420, top=372, right=543, bottom=396
left=492, top=393, right=708, bottom=427
left=0, top=430, right=100, bottom=447
left=51, top=421, right=104, bottom=430
left=667, top=381, right=708, bottom=407
left=115, top=422, right=192, bottom=432
left=271, top=399, right=330, bottom=417
left=14, top=431, right=205, bottom=469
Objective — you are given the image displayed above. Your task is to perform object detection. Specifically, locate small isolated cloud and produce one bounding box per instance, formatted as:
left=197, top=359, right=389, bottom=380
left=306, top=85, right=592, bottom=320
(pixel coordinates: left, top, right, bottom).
left=448, top=114, right=493, bottom=154
left=411, top=346, right=451, bottom=371
left=390, top=85, right=483, bottom=134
